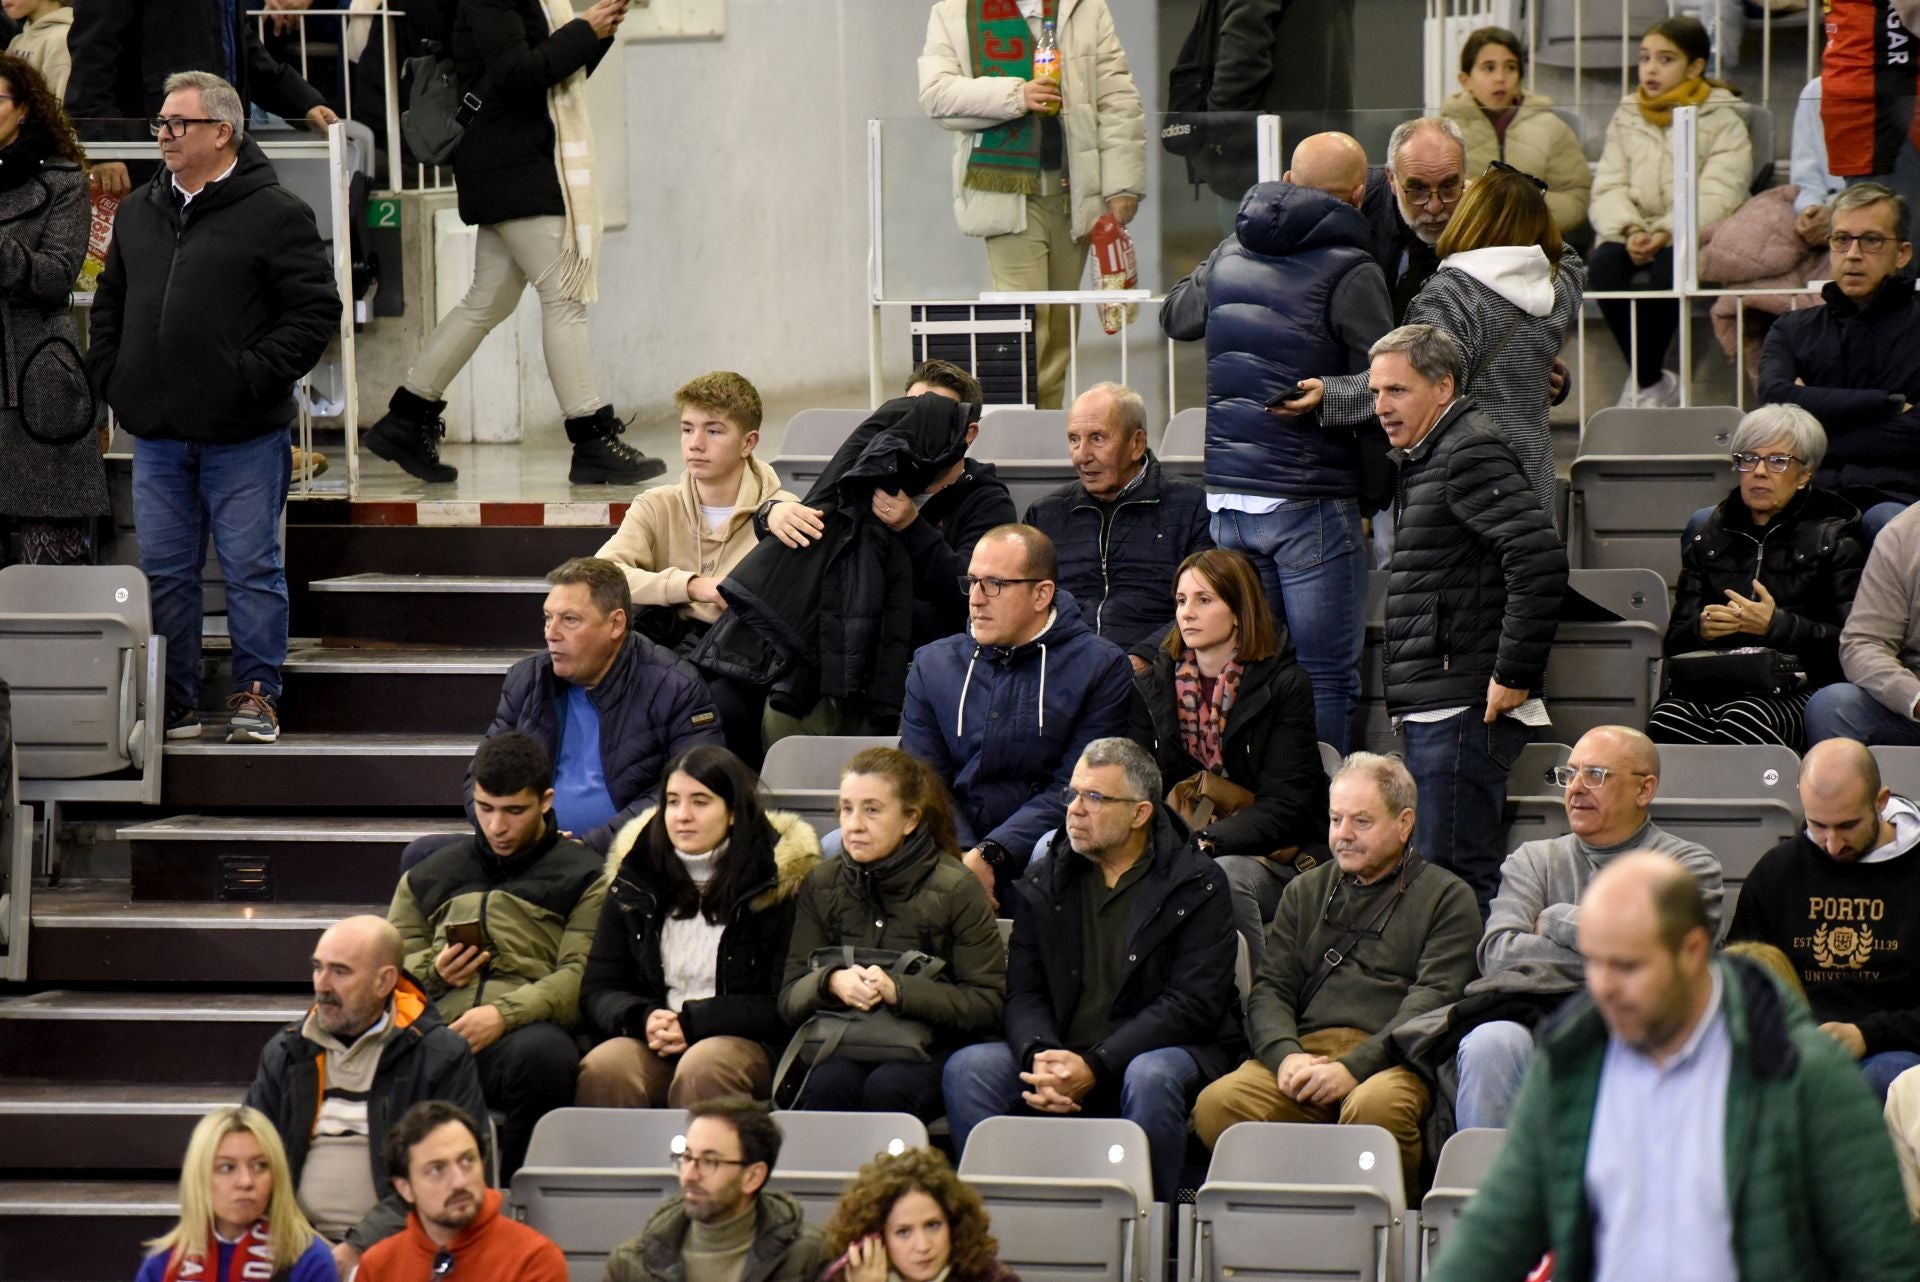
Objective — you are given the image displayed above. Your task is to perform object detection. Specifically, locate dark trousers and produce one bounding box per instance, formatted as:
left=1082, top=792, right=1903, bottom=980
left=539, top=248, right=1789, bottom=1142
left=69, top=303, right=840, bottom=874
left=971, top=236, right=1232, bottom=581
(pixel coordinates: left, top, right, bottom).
left=475, top=1020, right=579, bottom=1180
left=1399, top=712, right=1531, bottom=915
left=704, top=673, right=768, bottom=770
left=1588, top=241, right=1678, bottom=390
left=789, top=1054, right=948, bottom=1122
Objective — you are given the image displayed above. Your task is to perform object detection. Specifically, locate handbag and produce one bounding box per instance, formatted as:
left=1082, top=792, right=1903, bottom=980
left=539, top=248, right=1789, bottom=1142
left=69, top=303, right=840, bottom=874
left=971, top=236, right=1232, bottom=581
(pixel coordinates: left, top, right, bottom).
left=400, top=43, right=494, bottom=166
left=1167, top=771, right=1315, bottom=874
left=771, top=946, right=945, bottom=1103
left=1667, top=647, right=1806, bottom=700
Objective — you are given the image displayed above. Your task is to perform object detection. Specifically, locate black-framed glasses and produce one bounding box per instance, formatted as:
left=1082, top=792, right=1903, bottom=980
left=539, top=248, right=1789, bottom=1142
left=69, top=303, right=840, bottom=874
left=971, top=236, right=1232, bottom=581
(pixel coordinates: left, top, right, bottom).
left=958, top=575, right=1043, bottom=598
left=148, top=115, right=223, bottom=139
left=1830, top=232, right=1896, bottom=253
left=1486, top=159, right=1548, bottom=191
left=1547, top=765, right=1651, bottom=789
left=1400, top=176, right=1464, bottom=207
left=1062, top=786, right=1145, bottom=808
left=1731, top=451, right=1804, bottom=474
left=431, top=1248, right=455, bottom=1279
left=669, top=1150, right=749, bottom=1177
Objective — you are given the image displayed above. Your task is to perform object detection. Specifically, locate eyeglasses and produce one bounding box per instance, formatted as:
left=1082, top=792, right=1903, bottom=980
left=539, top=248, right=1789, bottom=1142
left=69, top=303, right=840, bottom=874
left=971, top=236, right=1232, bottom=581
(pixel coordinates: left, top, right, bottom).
left=1830, top=232, right=1897, bottom=253
left=1486, top=159, right=1548, bottom=191
left=431, top=1249, right=455, bottom=1279
left=148, top=115, right=224, bottom=139
left=669, top=1150, right=749, bottom=1177
left=957, top=575, right=1043, bottom=598
left=1399, top=176, right=1464, bottom=207
left=1731, top=451, right=1804, bottom=474
left=1547, top=765, right=1652, bottom=789
left=1062, top=787, right=1145, bottom=807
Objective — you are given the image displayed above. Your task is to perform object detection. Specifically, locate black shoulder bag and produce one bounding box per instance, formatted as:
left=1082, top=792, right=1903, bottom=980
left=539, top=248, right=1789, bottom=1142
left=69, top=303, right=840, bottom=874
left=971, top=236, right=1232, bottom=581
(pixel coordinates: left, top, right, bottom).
left=1296, top=854, right=1426, bottom=1014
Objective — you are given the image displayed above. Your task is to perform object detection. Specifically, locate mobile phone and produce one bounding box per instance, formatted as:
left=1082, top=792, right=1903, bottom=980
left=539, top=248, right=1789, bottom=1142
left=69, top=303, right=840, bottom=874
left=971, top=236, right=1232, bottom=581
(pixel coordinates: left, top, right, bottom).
left=446, top=921, right=487, bottom=951
left=1265, top=385, right=1309, bottom=409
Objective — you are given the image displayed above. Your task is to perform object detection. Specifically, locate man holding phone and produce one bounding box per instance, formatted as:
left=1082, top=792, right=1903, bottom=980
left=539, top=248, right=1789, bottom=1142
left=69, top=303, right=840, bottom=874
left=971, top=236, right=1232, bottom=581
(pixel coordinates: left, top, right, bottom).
left=388, top=732, right=608, bottom=1182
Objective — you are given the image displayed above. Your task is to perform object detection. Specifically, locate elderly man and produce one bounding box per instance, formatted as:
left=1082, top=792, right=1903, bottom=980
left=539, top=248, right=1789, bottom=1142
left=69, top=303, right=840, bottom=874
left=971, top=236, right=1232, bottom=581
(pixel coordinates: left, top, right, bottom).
left=1445, top=726, right=1724, bottom=1130
left=246, top=916, right=488, bottom=1278
left=1162, top=132, right=1394, bottom=749
left=1728, top=737, right=1920, bottom=1101
left=1759, top=184, right=1920, bottom=540
left=1192, top=752, right=1479, bottom=1197
left=88, top=71, right=338, bottom=745
left=1362, top=117, right=1469, bottom=321
left=941, top=737, right=1242, bottom=1203
left=1429, top=853, right=1920, bottom=1282
left=1024, top=383, right=1213, bottom=653
left=1373, top=324, right=1568, bottom=913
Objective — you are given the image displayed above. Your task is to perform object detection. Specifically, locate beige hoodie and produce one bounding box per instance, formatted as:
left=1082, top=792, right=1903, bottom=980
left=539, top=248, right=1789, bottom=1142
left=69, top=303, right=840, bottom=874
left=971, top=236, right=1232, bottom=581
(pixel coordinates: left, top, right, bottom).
left=7, top=8, right=72, bottom=102
left=596, top=455, right=794, bottom=625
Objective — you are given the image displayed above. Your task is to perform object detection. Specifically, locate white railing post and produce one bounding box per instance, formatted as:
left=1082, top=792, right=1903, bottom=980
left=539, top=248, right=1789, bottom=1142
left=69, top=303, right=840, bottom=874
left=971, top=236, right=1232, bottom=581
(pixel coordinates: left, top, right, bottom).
left=1255, top=115, right=1283, bottom=184
left=867, top=119, right=885, bottom=409
left=1672, top=105, right=1700, bottom=408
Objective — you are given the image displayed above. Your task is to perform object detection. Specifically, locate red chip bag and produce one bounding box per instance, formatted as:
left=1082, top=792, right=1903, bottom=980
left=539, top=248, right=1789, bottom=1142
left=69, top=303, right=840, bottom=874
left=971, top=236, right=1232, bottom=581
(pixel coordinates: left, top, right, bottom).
left=1090, top=213, right=1138, bottom=335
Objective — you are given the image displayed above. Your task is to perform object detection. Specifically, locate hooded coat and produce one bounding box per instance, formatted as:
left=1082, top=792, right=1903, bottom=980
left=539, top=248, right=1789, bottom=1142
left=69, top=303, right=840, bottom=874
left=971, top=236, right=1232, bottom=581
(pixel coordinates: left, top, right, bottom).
left=898, top=589, right=1135, bottom=880
left=1440, top=89, right=1592, bottom=232
left=1590, top=87, right=1754, bottom=243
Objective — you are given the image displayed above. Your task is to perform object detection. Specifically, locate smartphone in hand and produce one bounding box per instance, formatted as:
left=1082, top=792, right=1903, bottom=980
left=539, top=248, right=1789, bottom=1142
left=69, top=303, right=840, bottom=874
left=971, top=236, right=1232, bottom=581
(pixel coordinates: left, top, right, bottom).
left=446, top=921, right=488, bottom=951
left=1265, top=385, right=1309, bottom=410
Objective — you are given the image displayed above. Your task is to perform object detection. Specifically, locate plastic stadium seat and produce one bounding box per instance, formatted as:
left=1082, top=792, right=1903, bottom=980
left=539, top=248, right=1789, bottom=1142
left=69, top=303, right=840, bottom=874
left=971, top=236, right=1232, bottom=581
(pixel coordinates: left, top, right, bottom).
left=957, top=1114, right=1163, bottom=1282
left=1871, top=747, right=1920, bottom=803
left=1187, top=1121, right=1408, bottom=1282
left=761, top=1111, right=927, bottom=1225
left=1646, top=744, right=1802, bottom=921
left=976, top=409, right=1074, bottom=515
left=769, top=407, right=868, bottom=494
left=511, top=1108, right=687, bottom=1282
left=1, top=740, right=24, bottom=982
left=1161, top=407, right=1204, bottom=484
left=1580, top=405, right=1742, bottom=457
left=761, top=734, right=897, bottom=839
left=1418, top=1129, right=1507, bottom=1277
left=1568, top=446, right=1732, bottom=582
left=1319, top=741, right=1343, bottom=780
left=1498, top=742, right=1575, bottom=854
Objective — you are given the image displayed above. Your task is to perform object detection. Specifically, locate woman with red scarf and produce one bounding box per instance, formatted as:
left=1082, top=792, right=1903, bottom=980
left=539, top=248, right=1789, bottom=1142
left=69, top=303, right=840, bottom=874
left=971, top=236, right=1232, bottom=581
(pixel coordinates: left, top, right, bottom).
left=135, top=1106, right=337, bottom=1282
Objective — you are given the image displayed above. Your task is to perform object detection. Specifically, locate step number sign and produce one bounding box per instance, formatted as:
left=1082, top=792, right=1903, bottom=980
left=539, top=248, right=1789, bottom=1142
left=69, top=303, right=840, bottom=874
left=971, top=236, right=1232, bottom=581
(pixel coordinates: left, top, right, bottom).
left=367, top=198, right=401, bottom=230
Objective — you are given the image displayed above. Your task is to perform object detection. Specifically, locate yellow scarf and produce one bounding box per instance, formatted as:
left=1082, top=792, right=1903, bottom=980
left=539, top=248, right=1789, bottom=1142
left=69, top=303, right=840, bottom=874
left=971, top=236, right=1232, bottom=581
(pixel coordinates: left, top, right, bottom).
left=1636, top=76, right=1713, bottom=127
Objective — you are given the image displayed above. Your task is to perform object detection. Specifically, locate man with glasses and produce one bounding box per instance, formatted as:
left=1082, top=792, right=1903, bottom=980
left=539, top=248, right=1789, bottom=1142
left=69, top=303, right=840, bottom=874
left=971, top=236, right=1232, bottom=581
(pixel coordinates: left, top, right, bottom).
left=355, top=1100, right=566, bottom=1282
left=1191, top=752, right=1478, bottom=1201
left=604, top=1099, right=825, bottom=1282
left=89, top=71, right=337, bottom=745
left=1760, top=183, right=1920, bottom=542
left=899, top=524, right=1134, bottom=906
left=1361, top=117, right=1470, bottom=321
left=941, top=737, right=1243, bottom=1204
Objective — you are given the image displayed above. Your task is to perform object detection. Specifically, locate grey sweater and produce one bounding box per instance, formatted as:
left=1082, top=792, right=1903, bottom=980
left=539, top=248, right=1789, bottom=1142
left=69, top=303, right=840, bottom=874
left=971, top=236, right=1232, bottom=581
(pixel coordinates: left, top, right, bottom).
left=1840, top=503, right=1920, bottom=720
left=1249, top=855, right=1481, bottom=1080
left=1470, top=819, right=1724, bottom=997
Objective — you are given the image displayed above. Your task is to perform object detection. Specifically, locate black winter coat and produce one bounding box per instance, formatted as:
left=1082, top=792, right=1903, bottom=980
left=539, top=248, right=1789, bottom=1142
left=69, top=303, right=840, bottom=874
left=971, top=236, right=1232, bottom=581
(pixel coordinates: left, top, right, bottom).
left=473, top=632, right=723, bottom=854
left=1190, top=0, right=1354, bottom=200
left=1129, top=649, right=1327, bottom=861
left=451, top=0, right=610, bottom=226
left=697, top=395, right=972, bottom=727
left=1362, top=165, right=1441, bottom=322
left=245, top=975, right=489, bottom=1253
left=88, top=139, right=339, bottom=444
left=1024, top=454, right=1215, bottom=649
left=1005, top=809, right=1246, bottom=1083
left=580, top=807, right=820, bottom=1050
left=1670, top=485, right=1865, bottom=687
left=900, top=457, right=1018, bottom=651
left=1758, top=277, right=1920, bottom=506
left=1386, top=400, right=1568, bottom=712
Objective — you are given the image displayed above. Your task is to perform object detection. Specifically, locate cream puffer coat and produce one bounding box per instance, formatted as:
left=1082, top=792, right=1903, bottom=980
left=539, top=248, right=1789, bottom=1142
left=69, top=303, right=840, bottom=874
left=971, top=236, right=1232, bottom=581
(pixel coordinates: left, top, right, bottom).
left=917, top=0, right=1146, bottom=243
left=1440, top=89, right=1592, bottom=232
left=1590, top=87, right=1753, bottom=244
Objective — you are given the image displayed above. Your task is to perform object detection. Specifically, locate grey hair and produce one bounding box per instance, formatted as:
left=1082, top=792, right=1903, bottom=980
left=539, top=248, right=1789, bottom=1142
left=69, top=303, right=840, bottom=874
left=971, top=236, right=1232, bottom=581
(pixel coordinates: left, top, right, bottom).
left=1079, top=736, right=1161, bottom=808
left=1829, top=182, right=1911, bottom=242
left=162, top=71, right=245, bottom=146
left=1386, top=116, right=1467, bottom=177
left=1082, top=382, right=1148, bottom=441
left=1369, top=323, right=1462, bottom=387
left=1730, top=403, right=1827, bottom=474
left=1333, top=751, right=1418, bottom=817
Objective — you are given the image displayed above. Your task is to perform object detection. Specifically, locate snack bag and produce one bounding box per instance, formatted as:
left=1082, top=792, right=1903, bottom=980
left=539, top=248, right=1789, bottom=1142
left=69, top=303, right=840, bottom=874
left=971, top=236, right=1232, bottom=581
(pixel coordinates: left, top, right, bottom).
left=77, top=189, right=119, bottom=295
left=1090, top=212, right=1138, bottom=335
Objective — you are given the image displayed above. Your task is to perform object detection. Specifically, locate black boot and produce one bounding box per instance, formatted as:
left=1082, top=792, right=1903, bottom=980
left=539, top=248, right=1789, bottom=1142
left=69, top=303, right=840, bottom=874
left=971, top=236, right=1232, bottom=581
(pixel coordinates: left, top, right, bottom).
left=566, top=406, right=666, bottom=486
left=365, top=388, right=457, bottom=483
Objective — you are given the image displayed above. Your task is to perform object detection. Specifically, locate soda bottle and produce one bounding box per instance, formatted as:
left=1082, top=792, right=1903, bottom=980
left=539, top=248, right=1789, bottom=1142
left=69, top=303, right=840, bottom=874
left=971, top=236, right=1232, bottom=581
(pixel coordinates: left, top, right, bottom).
left=1033, top=20, right=1061, bottom=115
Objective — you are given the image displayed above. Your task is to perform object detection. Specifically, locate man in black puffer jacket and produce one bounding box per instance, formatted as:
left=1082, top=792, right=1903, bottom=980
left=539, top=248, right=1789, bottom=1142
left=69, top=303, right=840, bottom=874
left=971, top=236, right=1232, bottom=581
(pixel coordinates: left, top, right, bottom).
left=1375, top=325, right=1567, bottom=914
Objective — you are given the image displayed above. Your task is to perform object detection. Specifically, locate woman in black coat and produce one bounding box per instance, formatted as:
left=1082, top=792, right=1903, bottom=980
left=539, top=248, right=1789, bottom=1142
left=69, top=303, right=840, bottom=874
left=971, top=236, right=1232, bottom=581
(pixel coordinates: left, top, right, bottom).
left=1649, top=404, right=1865, bottom=750
left=1129, top=548, right=1328, bottom=939
left=576, top=745, right=820, bottom=1108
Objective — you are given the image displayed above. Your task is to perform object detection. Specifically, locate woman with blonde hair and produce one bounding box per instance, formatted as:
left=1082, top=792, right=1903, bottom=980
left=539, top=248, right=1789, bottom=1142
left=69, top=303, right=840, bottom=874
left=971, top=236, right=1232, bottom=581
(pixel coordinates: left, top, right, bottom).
left=821, top=1148, right=1019, bottom=1282
left=136, top=1105, right=336, bottom=1282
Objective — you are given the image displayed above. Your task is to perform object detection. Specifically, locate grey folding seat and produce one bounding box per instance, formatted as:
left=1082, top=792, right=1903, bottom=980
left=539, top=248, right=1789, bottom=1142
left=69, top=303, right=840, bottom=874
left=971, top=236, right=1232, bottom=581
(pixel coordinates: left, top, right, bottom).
left=1580, top=405, right=1743, bottom=457
left=761, top=1110, right=927, bottom=1226
left=1160, top=407, right=1205, bottom=484
left=1418, top=1128, right=1507, bottom=1278
left=1568, top=443, right=1732, bottom=582
left=769, top=407, right=868, bottom=494
left=974, top=409, right=1074, bottom=514
left=760, top=735, right=897, bottom=839
left=1870, top=747, right=1920, bottom=804
left=511, top=1108, right=687, bottom=1282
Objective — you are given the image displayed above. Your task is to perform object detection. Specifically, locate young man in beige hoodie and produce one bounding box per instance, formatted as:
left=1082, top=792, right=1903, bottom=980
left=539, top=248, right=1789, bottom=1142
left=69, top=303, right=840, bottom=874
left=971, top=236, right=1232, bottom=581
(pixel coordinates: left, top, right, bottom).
left=596, top=372, right=794, bottom=651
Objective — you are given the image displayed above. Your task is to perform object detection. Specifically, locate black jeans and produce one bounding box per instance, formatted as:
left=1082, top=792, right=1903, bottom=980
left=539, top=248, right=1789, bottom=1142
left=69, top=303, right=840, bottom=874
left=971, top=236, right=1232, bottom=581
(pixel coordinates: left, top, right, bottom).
left=789, top=1054, right=949, bottom=1122
left=1588, top=241, right=1678, bottom=389
left=475, top=1019, right=580, bottom=1180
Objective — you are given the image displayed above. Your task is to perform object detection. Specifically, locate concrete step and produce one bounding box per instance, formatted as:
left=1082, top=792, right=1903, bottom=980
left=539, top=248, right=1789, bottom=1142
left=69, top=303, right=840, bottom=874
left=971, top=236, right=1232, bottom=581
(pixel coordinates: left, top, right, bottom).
left=0, top=990, right=305, bottom=1084
left=160, top=732, right=477, bottom=809
left=0, top=1082, right=242, bottom=1170
left=24, top=886, right=379, bottom=984
left=124, top=813, right=466, bottom=903
left=308, top=572, right=549, bottom=646
left=280, top=645, right=531, bottom=734
left=0, top=1179, right=179, bottom=1282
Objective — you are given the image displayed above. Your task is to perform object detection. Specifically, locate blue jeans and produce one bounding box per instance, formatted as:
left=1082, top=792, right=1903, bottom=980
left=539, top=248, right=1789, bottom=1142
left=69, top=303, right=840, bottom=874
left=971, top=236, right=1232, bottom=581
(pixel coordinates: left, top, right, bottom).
left=1454, top=1020, right=1534, bottom=1129
left=132, top=432, right=291, bottom=710
left=1398, top=712, right=1531, bottom=913
left=1862, top=1051, right=1920, bottom=1105
left=942, top=1041, right=1201, bottom=1203
left=1687, top=500, right=1908, bottom=545
left=1805, top=684, right=1920, bottom=747
left=1211, top=499, right=1367, bottom=751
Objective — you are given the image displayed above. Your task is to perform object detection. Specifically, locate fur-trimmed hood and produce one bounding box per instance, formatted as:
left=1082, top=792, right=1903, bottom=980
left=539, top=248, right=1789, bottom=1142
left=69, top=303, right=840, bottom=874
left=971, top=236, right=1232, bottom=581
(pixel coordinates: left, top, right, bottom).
left=604, top=807, right=820, bottom=913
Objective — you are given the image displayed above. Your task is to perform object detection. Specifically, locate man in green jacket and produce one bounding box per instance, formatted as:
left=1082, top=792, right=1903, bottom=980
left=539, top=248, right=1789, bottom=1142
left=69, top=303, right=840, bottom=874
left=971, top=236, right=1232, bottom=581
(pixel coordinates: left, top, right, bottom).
left=1431, top=851, right=1920, bottom=1282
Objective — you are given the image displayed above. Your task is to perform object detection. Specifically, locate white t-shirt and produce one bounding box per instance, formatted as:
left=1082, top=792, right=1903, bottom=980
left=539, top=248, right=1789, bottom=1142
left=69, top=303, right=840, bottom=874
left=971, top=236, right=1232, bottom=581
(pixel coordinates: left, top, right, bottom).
left=699, top=503, right=733, bottom=534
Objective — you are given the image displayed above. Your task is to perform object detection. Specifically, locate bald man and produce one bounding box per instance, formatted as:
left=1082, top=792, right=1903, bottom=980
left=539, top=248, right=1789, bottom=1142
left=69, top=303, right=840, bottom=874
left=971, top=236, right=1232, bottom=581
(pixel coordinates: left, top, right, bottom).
left=1161, top=140, right=1393, bottom=750
left=246, top=915, right=488, bottom=1276
left=1440, top=726, right=1723, bottom=1130
left=1431, top=852, right=1919, bottom=1282
left=1727, top=737, right=1920, bottom=1103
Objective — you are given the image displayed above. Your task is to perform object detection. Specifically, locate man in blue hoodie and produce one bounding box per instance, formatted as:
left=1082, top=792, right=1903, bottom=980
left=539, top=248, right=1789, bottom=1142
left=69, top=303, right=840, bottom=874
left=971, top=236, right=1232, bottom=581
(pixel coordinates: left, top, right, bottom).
left=899, top=525, right=1135, bottom=907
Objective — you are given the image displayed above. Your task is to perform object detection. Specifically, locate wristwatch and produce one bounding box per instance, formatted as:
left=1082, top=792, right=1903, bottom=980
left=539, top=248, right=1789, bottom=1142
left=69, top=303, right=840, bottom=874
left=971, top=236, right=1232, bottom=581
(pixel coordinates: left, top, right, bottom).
left=976, top=839, right=1009, bottom=872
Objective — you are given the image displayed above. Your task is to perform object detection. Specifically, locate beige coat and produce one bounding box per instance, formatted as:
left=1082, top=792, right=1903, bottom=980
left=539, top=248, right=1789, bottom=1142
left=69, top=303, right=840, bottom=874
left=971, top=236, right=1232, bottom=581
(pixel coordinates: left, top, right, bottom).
left=1440, top=89, right=1592, bottom=233
left=594, top=456, right=794, bottom=625
left=7, top=9, right=71, bottom=103
left=1589, top=87, right=1753, bottom=244
left=917, top=0, right=1146, bottom=242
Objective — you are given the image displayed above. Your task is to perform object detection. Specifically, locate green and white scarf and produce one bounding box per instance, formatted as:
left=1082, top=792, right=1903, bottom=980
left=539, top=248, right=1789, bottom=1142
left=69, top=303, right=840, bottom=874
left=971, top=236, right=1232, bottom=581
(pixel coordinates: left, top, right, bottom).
left=964, top=0, right=1055, bottom=195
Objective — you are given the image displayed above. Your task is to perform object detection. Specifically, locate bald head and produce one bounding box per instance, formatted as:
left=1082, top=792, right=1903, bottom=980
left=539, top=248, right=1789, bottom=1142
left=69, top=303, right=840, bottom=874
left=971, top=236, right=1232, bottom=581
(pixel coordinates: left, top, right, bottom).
left=1803, top=737, right=1880, bottom=807
left=1563, top=725, right=1660, bottom=846
left=313, top=915, right=403, bottom=1038
left=1284, top=132, right=1369, bottom=208
left=1800, top=737, right=1893, bottom=862
left=326, top=914, right=404, bottom=969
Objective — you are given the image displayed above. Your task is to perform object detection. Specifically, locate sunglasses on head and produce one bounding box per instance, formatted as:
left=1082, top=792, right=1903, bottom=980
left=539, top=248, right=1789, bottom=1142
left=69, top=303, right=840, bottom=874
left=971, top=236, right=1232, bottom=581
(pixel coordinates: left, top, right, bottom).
left=1486, top=159, right=1548, bottom=191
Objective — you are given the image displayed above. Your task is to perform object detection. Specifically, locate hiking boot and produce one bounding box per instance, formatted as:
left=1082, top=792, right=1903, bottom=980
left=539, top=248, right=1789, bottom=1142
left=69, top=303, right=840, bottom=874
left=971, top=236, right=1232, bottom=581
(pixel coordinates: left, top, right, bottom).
left=226, top=683, right=280, bottom=744
left=566, top=406, right=666, bottom=486
left=164, top=704, right=203, bottom=740
left=365, top=388, right=457, bottom=483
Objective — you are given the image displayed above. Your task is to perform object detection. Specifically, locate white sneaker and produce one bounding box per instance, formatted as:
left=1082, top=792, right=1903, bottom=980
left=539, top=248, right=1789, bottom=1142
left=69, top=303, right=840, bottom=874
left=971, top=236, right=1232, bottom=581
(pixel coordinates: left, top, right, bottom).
left=1637, top=370, right=1681, bottom=408
left=1616, top=372, right=1641, bottom=407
